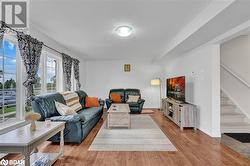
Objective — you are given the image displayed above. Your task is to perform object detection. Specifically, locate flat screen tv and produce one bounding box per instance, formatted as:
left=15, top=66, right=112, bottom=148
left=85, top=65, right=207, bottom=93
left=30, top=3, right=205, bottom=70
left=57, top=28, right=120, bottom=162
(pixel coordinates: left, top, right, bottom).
left=166, top=76, right=185, bottom=102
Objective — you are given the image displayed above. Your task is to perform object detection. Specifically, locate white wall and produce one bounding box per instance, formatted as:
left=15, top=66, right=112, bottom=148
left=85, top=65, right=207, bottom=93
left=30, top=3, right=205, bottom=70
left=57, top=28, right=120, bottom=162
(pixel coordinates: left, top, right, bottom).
left=29, top=24, right=86, bottom=88
left=85, top=60, right=163, bottom=108
left=161, top=44, right=220, bottom=137
left=221, top=36, right=250, bottom=83
left=221, top=36, right=250, bottom=118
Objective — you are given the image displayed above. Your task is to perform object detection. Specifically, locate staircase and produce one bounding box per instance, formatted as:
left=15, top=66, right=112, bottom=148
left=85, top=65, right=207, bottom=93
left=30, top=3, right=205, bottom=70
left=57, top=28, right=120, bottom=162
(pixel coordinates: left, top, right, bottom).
left=221, top=91, right=250, bottom=133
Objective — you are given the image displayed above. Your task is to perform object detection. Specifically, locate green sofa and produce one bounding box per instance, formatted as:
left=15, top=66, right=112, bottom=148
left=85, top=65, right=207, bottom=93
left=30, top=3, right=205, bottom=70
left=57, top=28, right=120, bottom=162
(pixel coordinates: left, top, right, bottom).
left=32, top=90, right=104, bottom=143
left=105, top=88, right=145, bottom=114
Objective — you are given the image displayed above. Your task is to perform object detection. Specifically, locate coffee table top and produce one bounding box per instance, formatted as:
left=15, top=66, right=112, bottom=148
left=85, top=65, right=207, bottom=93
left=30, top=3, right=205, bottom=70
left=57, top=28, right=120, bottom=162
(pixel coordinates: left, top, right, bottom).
left=0, top=122, right=65, bottom=146
left=108, top=103, right=130, bottom=113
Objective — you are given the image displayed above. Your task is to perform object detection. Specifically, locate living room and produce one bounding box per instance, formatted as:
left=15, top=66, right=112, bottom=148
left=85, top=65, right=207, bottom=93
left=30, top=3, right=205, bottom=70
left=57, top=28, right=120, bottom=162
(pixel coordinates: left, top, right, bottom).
left=0, top=0, right=250, bottom=166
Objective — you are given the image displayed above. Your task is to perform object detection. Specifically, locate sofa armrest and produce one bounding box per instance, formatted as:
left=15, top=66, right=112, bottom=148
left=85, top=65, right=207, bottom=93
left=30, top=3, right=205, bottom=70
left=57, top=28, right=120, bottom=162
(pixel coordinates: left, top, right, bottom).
left=105, top=98, right=112, bottom=109
left=99, top=99, right=105, bottom=107
left=138, top=99, right=145, bottom=104
left=50, top=114, right=85, bottom=123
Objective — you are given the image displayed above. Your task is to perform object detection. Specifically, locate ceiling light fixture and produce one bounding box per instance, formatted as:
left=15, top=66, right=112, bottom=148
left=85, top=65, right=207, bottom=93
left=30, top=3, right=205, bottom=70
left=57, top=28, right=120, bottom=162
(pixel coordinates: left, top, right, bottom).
left=114, top=25, right=133, bottom=37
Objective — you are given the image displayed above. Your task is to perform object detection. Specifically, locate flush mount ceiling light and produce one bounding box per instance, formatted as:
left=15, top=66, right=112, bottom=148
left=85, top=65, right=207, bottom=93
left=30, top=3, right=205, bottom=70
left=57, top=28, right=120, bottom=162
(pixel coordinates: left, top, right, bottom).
left=114, top=25, right=133, bottom=37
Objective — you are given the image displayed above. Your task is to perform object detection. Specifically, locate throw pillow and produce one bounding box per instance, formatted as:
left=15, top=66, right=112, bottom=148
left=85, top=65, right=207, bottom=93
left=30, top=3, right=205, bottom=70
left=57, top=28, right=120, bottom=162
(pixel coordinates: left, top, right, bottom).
left=55, top=101, right=77, bottom=116
left=60, top=91, right=82, bottom=112
left=126, top=95, right=140, bottom=102
left=85, top=97, right=100, bottom=107
left=110, top=93, right=121, bottom=103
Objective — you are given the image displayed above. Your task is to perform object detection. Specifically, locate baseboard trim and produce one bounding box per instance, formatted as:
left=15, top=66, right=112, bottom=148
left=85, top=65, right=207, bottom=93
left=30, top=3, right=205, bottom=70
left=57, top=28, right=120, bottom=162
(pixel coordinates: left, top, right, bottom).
left=143, top=108, right=160, bottom=110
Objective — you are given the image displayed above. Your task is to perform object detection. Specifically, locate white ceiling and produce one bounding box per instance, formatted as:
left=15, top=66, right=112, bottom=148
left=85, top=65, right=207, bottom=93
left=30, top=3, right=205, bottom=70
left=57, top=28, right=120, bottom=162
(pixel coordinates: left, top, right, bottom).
left=30, top=0, right=211, bottom=60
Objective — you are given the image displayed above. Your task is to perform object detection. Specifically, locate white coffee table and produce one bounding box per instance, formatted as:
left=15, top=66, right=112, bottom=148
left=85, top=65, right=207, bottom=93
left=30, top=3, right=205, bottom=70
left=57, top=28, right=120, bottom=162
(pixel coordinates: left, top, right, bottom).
left=0, top=121, right=65, bottom=166
left=107, top=104, right=131, bottom=129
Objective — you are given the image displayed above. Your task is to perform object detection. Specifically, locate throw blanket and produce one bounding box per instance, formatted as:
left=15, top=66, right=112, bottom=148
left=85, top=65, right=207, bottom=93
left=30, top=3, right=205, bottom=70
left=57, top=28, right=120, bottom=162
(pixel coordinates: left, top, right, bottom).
left=61, top=91, right=82, bottom=112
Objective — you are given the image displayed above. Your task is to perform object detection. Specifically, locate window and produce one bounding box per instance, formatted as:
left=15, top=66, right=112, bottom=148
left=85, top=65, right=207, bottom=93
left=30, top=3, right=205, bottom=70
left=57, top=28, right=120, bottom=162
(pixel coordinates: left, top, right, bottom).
left=0, top=35, right=22, bottom=123
left=34, top=51, right=62, bottom=96
left=46, top=56, right=57, bottom=93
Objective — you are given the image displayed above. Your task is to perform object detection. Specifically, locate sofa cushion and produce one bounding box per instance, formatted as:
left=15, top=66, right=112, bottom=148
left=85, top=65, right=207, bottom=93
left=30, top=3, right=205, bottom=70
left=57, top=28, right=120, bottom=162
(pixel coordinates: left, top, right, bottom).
left=50, top=114, right=85, bottom=123
left=78, top=107, right=103, bottom=124
left=126, top=102, right=140, bottom=107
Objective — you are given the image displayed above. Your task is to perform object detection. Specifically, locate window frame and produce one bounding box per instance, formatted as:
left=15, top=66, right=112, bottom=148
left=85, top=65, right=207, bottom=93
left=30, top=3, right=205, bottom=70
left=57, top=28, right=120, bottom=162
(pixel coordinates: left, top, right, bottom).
left=37, top=50, right=63, bottom=95
left=0, top=34, right=24, bottom=122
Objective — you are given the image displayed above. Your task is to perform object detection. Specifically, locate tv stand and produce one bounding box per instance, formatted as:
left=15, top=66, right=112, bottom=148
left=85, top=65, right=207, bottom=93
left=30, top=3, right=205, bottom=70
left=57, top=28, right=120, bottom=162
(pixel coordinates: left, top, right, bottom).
left=162, top=98, right=197, bottom=130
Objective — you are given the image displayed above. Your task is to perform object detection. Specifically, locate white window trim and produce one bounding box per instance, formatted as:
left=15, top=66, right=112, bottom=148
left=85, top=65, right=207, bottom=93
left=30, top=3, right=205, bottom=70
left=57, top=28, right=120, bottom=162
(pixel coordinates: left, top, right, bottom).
left=0, top=34, right=25, bottom=131
left=39, top=50, right=63, bottom=95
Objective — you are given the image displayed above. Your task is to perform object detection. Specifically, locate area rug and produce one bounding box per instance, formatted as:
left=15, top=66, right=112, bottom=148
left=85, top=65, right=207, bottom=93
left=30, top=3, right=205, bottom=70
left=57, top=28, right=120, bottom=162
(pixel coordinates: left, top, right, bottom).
left=141, top=109, right=155, bottom=114
left=89, top=115, right=177, bottom=151
left=225, top=133, right=250, bottom=143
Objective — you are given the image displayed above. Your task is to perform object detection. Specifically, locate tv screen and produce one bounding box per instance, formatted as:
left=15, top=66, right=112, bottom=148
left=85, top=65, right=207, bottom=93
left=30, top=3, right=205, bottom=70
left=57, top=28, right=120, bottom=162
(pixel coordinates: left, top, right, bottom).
left=166, top=76, right=185, bottom=102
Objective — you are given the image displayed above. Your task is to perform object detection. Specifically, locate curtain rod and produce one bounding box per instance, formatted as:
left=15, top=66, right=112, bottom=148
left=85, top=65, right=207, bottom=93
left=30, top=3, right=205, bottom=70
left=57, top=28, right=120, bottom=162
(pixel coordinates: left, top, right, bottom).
left=0, top=21, right=62, bottom=55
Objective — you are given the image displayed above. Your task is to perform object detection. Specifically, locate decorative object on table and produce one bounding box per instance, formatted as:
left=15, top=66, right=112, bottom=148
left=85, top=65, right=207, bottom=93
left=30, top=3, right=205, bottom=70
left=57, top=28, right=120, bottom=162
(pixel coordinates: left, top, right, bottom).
left=25, top=112, right=41, bottom=131
left=124, top=64, right=131, bottom=72
left=45, top=118, right=52, bottom=127
left=85, top=96, right=100, bottom=107
left=150, top=78, right=162, bottom=109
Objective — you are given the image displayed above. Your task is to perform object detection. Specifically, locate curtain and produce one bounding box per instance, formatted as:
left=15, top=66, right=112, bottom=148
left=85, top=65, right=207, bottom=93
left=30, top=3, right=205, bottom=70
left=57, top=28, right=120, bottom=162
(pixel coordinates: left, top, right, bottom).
left=73, top=58, right=81, bottom=90
left=0, top=28, right=4, bottom=48
left=62, top=53, right=73, bottom=91
left=17, top=33, right=43, bottom=110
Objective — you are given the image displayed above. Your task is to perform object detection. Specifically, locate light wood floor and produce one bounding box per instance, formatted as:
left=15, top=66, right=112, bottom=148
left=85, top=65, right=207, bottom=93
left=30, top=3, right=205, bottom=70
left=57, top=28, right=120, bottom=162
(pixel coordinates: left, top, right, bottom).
left=6, top=110, right=250, bottom=166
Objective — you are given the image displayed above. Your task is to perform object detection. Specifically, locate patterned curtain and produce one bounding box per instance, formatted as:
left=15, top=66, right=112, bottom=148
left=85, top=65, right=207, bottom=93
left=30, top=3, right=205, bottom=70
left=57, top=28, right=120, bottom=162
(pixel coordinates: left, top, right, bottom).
left=73, top=58, right=81, bottom=90
left=0, top=27, right=4, bottom=48
left=17, top=33, right=43, bottom=110
left=62, top=53, right=73, bottom=91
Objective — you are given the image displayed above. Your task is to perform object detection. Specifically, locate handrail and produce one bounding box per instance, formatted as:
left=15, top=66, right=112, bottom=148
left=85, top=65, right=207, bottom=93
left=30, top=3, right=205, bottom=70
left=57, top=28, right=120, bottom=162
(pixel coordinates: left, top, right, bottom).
left=221, top=63, right=250, bottom=88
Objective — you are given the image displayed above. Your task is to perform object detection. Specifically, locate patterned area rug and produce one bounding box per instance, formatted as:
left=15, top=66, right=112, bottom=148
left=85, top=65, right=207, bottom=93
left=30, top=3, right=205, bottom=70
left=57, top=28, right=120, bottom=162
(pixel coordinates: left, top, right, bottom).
left=89, top=115, right=177, bottom=151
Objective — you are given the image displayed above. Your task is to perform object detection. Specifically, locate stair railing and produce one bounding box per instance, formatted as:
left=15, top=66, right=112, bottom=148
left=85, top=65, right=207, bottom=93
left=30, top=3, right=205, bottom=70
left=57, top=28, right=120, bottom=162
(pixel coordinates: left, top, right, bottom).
left=221, top=63, right=250, bottom=88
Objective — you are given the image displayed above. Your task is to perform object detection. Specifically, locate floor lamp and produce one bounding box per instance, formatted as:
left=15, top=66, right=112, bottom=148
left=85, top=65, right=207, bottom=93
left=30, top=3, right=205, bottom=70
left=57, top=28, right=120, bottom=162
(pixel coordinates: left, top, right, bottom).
left=150, top=78, right=162, bottom=110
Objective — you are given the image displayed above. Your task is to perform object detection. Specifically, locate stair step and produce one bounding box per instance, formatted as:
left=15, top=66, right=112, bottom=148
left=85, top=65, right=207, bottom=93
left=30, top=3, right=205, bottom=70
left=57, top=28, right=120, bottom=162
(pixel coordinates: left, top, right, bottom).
left=221, top=122, right=250, bottom=133
left=221, top=97, right=232, bottom=103
left=220, top=90, right=250, bottom=133
left=221, top=96, right=229, bottom=100
left=221, top=93, right=228, bottom=98
left=221, top=112, right=242, bottom=116
left=221, top=122, right=250, bottom=126
left=221, top=105, right=238, bottom=112
left=221, top=128, right=250, bottom=133
left=221, top=114, right=245, bottom=123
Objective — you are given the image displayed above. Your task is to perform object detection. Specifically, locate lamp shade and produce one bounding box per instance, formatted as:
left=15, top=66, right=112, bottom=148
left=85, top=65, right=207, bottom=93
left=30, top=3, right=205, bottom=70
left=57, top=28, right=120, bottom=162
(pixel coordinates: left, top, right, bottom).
left=150, top=79, right=161, bottom=86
